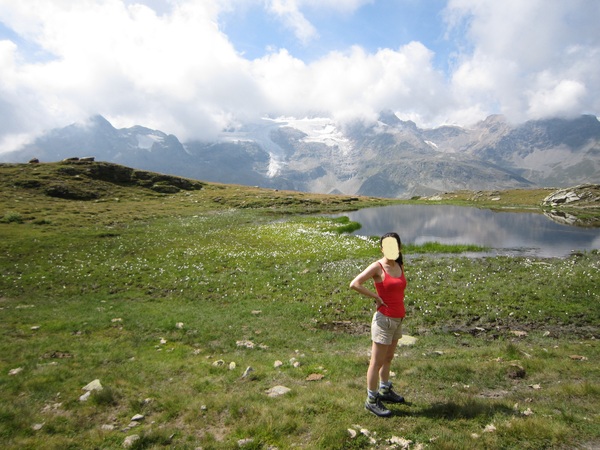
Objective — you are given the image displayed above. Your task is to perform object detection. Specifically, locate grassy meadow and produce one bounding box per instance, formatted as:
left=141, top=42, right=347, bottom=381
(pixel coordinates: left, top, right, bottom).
left=1, top=162, right=599, bottom=449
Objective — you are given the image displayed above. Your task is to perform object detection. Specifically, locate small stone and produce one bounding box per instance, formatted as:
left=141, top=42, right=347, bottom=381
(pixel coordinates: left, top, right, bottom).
left=131, top=414, right=144, bottom=422
left=79, top=391, right=91, bottom=402
left=160, top=338, right=167, bottom=344
left=229, top=362, right=236, bottom=370
left=82, top=379, right=103, bottom=392
left=523, top=408, right=534, bottom=416
left=389, top=436, right=412, bottom=448
left=397, top=335, right=417, bottom=346
left=348, top=429, right=357, bottom=438
left=212, top=359, right=225, bottom=367
left=510, top=330, right=528, bottom=337
left=101, top=424, right=115, bottom=431
left=31, top=326, right=40, bottom=330
left=238, top=438, right=254, bottom=447
left=32, top=423, right=44, bottom=431
left=236, top=340, right=255, bottom=348
left=306, top=373, right=324, bottom=381
left=569, top=355, right=588, bottom=361
left=528, top=384, right=542, bottom=390
left=266, top=385, right=291, bottom=397
left=483, top=424, right=496, bottom=433
left=274, top=360, right=283, bottom=368
left=123, top=434, right=140, bottom=448
left=242, top=366, right=254, bottom=378
left=9, top=367, right=23, bottom=376
left=176, top=322, right=184, bottom=329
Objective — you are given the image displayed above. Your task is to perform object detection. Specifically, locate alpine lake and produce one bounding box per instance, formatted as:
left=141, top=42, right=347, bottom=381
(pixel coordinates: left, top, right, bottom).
left=336, top=204, right=600, bottom=258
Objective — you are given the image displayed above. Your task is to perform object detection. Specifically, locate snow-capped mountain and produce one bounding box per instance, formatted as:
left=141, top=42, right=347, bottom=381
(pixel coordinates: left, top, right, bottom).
left=1, top=112, right=599, bottom=198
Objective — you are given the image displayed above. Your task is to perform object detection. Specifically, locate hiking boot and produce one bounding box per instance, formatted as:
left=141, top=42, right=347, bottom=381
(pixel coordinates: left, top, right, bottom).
left=378, top=384, right=405, bottom=403
left=365, top=395, right=392, bottom=417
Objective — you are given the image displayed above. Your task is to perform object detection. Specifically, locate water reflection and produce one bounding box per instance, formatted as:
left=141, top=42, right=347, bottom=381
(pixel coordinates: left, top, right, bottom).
left=341, top=205, right=600, bottom=258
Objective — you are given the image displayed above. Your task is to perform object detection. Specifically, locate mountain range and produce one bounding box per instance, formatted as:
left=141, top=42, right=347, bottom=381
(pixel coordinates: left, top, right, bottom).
left=1, top=112, right=599, bottom=198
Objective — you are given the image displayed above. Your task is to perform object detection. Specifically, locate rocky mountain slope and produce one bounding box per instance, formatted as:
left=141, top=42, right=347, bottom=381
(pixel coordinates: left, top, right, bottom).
left=1, top=113, right=598, bottom=198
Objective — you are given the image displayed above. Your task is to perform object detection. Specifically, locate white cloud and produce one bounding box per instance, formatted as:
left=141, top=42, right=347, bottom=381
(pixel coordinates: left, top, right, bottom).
left=248, top=41, right=448, bottom=127
left=0, top=0, right=598, bottom=153
left=527, top=79, right=587, bottom=119
left=0, top=0, right=266, bottom=142
left=444, top=0, right=600, bottom=123
left=266, top=0, right=318, bottom=44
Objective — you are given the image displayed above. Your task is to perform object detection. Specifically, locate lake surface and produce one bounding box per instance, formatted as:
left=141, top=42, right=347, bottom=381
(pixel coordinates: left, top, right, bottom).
left=340, top=205, right=600, bottom=258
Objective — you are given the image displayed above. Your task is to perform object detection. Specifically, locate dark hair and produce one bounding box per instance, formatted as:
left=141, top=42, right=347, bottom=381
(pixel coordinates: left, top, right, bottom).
left=380, top=232, right=403, bottom=265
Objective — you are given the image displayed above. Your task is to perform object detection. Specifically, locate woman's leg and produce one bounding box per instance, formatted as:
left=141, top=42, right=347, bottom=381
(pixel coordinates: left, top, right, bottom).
left=367, top=341, right=391, bottom=391
left=365, top=341, right=394, bottom=416
left=379, top=339, right=399, bottom=383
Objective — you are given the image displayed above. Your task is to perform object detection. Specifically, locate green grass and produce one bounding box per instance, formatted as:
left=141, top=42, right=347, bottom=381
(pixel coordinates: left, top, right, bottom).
left=0, top=162, right=599, bottom=449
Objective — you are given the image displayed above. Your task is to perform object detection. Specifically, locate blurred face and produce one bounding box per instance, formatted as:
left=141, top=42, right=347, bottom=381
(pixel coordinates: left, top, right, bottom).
left=381, top=236, right=400, bottom=260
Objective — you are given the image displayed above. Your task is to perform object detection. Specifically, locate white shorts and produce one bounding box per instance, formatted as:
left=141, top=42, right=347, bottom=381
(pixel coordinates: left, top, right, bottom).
left=371, top=311, right=403, bottom=345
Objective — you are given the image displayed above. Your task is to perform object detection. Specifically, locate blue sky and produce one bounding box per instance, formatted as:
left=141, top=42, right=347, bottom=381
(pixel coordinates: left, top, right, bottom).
left=0, top=0, right=598, bottom=150
left=220, top=1, right=451, bottom=67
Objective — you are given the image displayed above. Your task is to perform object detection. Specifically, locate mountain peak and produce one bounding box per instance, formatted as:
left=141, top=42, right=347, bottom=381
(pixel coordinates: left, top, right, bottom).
left=84, top=114, right=115, bottom=130
left=378, top=110, right=402, bottom=126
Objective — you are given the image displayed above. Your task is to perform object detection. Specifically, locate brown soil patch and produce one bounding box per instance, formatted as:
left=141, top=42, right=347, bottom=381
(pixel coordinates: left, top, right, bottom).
left=317, top=320, right=369, bottom=336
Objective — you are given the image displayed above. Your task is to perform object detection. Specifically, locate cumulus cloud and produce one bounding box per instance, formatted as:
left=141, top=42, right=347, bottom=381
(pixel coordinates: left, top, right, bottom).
left=444, top=0, right=600, bottom=123
left=0, top=0, right=598, bottom=152
left=249, top=41, right=447, bottom=126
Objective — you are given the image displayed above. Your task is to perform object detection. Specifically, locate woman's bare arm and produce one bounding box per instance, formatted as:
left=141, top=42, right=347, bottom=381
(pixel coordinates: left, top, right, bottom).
left=349, top=262, right=388, bottom=307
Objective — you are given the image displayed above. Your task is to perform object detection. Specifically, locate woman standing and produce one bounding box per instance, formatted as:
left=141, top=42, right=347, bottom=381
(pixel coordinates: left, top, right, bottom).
left=350, top=232, right=407, bottom=417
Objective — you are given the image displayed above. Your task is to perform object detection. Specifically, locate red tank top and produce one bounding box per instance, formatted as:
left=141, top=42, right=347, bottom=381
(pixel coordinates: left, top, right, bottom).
left=375, top=262, right=407, bottom=318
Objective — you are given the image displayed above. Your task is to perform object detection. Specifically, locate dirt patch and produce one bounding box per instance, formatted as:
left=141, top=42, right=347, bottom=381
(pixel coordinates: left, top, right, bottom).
left=317, top=320, right=369, bottom=336
left=477, top=389, right=512, bottom=399
left=41, top=351, right=73, bottom=359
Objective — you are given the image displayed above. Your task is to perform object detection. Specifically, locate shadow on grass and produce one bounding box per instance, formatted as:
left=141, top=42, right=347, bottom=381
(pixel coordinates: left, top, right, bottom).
left=392, top=399, right=515, bottom=420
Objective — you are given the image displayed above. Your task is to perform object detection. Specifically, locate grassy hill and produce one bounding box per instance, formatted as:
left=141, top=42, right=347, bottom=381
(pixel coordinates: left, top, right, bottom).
left=1, top=161, right=598, bottom=449
left=0, top=160, right=397, bottom=227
